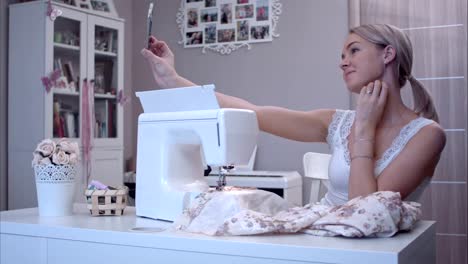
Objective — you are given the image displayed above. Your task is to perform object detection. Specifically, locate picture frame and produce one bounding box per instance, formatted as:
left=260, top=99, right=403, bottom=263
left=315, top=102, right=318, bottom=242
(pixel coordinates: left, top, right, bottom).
left=90, top=0, right=118, bottom=17
left=70, top=0, right=118, bottom=17
left=177, top=0, right=282, bottom=55
left=51, top=0, right=77, bottom=7
left=75, top=0, right=92, bottom=10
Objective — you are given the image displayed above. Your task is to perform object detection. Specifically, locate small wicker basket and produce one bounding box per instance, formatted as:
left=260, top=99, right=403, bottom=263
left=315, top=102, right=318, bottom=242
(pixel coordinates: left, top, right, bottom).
left=85, top=186, right=128, bottom=216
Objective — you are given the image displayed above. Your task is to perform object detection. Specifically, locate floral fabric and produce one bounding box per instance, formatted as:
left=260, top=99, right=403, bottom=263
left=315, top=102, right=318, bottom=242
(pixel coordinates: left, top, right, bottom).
left=304, top=191, right=421, bottom=237
left=174, top=189, right=421, bottom=237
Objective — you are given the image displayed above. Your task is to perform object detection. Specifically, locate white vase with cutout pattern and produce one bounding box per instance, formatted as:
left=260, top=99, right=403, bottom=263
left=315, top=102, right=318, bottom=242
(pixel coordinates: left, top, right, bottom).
left=34, top=164, right=76, bottom=216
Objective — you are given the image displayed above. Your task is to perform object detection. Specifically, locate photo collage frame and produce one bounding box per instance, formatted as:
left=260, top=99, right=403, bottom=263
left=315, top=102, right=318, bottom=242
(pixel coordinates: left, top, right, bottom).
left=177, top=0, right=282, bottom=54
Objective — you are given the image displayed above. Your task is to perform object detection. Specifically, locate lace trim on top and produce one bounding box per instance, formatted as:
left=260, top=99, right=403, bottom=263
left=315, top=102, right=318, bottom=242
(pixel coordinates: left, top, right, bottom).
left=374, top=118, right=433, bottom=174
left=339, top=113, right=433, bottom=174
left=326, top=110, right=347, bottom=147
left=340, top=111, right=355, bottom=165
left=327, top=110, right=434, bottom=175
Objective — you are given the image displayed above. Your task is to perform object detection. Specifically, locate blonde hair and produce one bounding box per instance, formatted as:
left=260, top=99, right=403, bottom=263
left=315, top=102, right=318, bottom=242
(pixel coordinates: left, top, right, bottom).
left=349, top=24, right=439, bottom=122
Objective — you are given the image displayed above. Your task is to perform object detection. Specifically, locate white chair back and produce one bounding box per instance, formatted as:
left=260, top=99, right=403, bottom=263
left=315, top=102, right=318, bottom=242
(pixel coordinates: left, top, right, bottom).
left=303, top=152, right=429, bottom=204
left=303, top=152, right=331, bottom=204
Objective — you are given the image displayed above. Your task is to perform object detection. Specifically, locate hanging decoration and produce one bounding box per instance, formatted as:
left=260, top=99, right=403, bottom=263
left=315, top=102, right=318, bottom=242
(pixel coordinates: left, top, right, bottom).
left=176, top=0, right=282, bottom=55
left=117, top=89, right=130, bottom=106
left=47, top=0, right=63, bottom=21
left=81, top=79, right=95, bottom=185
left=40, top=69, right=63, bottom=93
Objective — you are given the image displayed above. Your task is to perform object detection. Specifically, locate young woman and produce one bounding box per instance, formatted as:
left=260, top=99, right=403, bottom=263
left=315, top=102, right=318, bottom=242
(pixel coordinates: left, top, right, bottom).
left=140, top=24, right=446, bottom=206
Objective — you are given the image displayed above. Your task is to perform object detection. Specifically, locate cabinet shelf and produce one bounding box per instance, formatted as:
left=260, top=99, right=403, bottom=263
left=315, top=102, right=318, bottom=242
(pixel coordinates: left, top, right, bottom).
left=95, top=50, right=117, bottom=57
left=95, top=93, right=116, bottom=99
left=54, top=42, right=80, bottom=51
left=53, top=88, right=80, bottom=96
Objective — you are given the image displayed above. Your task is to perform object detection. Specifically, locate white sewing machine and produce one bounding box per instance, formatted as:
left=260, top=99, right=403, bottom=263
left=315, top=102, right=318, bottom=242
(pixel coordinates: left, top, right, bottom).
left=135, top=107, right=258, bottom=221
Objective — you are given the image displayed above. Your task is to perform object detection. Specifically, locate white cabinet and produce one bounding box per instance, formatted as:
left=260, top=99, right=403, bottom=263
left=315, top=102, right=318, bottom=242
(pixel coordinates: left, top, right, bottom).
left=0, top=234, right=47, bottom=264
left=8, top=1, right=125, bottom=209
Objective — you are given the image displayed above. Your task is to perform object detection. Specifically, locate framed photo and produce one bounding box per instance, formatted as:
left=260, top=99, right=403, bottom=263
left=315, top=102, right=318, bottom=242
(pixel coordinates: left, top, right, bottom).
left=177, top=0, right=281, bottom=55
left=204, top=24, right=217, bottom=43
left=90, top=0, right=118, bottom=17
left=187, top=8, right=199, bottom=28
left=235, top=4, right=254, bottom=19
left=52, top=0, right=77, bottom=7
left=205, top=0, right=216, bottom=7
left=72, top=0, right=118, bottom=17
left=76, top=0, right=91, bottom=9
left=186, top=31, right=203, bottom=46
left=201, top=8, right=218, bottom=23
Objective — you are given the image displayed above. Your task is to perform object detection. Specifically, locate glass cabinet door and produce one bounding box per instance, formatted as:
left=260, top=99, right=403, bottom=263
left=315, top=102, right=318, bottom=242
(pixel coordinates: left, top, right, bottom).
left=93, top=25, right=118, bottom=139
left=52, top=16, right=83, bottom=138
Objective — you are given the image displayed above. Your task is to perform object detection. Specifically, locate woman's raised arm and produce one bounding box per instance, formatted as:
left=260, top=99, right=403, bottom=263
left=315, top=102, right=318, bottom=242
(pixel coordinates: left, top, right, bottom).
left=141, top=36, right=334, bottom=143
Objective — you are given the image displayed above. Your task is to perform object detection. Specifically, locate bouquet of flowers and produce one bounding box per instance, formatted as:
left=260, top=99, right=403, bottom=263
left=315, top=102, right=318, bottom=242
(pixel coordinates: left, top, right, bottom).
left=32, top=138, right=80, bottom=167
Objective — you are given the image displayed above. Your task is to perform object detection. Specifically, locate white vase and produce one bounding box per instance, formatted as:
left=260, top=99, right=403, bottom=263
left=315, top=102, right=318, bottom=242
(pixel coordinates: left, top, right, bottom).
left=34, top=164, right=76, bottom=216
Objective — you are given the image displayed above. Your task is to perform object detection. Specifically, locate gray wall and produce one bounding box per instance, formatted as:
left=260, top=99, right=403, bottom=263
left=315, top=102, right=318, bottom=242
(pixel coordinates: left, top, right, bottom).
left=130, top=0, right=350, bottom=173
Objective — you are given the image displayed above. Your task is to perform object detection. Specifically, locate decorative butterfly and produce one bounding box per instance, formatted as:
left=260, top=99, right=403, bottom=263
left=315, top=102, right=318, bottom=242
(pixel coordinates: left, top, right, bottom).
left=41, top=69, right=62, bottom=93
left=117, top=90, right=129, bottom=106
left=46, top=0, right=62, bottom=21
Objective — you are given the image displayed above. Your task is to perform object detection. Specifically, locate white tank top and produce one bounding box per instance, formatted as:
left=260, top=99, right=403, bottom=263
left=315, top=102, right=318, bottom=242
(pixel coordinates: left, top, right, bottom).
left=321, top=109, right=434, bottom=206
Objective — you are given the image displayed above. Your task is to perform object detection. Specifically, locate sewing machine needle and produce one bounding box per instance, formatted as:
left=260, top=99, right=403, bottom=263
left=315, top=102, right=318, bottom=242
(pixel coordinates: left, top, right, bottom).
left=216, top=167, right=225, bottom=191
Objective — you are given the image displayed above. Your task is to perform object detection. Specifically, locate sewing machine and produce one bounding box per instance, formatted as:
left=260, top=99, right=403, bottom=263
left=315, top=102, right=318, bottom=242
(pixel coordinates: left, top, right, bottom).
left=135, top=108, right=258, bottom=221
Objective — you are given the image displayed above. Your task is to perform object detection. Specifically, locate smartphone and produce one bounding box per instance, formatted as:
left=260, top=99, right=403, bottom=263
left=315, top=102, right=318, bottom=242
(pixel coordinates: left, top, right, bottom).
left=147, top=2, right=154, bottom=49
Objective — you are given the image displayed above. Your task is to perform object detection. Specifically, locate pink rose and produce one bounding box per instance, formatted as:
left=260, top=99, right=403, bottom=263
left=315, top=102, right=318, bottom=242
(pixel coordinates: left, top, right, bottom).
left=32, top=153, right=42, bottom=166
left=57, top=139, right=80, bottom=155
left=32, top=152, right=52, bottom=166
left=35, top=139, right=56, bottom=157
left=52, top=150, right=70, bottom=165
left=39, top=157, right=52, bottom=165
left=32, top=152, right=41, bottom=164
left=69, top=153, right=79, bottom=165
left=70, top=142, right=80, bottom=155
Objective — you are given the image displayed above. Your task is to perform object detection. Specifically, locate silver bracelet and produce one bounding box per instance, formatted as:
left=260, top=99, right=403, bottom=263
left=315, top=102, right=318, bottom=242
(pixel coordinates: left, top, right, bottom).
left=353, top=138, right=375, bottom=143
left=351, top=155, right=373, bottom=161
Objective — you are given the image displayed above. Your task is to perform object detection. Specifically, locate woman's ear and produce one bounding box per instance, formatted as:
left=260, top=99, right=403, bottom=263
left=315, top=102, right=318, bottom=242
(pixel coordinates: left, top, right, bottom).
left=383, top=45, right=396, bottom=65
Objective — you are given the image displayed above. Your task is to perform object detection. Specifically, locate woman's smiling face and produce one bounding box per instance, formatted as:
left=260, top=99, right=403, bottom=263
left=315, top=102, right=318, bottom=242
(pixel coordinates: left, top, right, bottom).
left=340, top=33, right=386, bottom=94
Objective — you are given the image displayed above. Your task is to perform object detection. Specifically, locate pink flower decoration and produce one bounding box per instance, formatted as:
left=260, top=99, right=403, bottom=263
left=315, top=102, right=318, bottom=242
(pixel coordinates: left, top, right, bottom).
left=46, top=0, right=62, bottom=21
left=40, top=69, right=62, bottom=93
left=117, top=90, right=129, bottom=106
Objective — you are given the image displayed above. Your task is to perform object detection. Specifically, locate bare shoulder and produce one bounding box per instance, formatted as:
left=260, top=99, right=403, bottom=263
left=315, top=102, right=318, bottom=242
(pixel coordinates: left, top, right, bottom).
left=423, top=122, right=446, bottom=147
left=412, top=121, right=446, bottom=154
left=377, top=121, right=446, bottom=197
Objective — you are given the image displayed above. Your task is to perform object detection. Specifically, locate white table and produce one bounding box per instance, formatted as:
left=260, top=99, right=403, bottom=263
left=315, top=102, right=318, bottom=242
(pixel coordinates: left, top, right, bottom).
left=0, top=204, right=435, bottom=264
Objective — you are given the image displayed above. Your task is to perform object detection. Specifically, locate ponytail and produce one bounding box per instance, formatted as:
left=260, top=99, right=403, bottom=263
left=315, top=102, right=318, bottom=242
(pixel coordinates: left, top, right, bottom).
left=408, top=76, right=439, bottom=123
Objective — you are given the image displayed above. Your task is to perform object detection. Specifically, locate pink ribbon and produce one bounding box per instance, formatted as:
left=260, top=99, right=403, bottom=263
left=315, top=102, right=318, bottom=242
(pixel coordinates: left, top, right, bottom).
left=81, top=79, right=95, bottom=185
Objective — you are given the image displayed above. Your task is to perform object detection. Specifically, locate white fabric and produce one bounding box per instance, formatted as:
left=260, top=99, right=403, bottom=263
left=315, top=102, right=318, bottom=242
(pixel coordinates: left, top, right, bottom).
left=322, top=110, right=434, bottom=206
left=174, top=187, right=290, bottom=236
